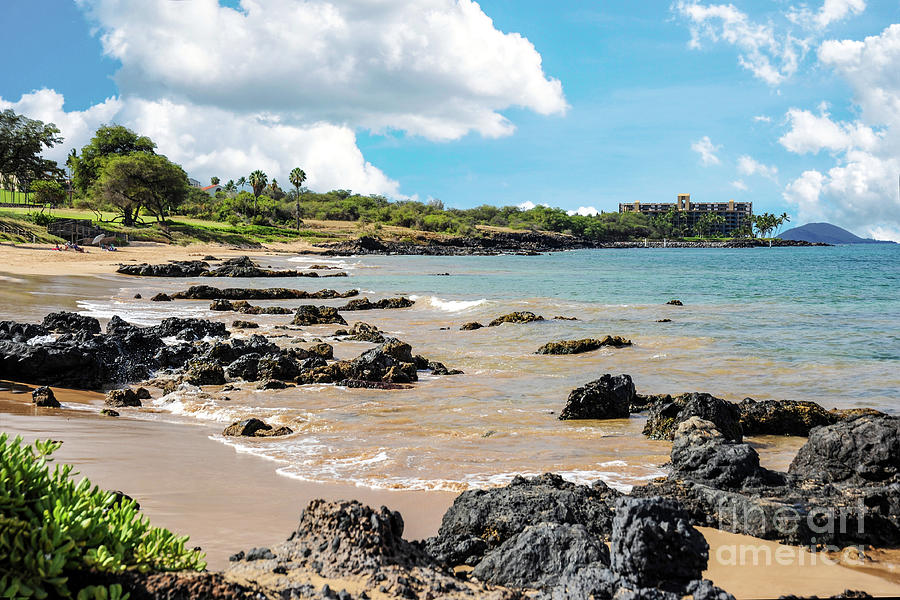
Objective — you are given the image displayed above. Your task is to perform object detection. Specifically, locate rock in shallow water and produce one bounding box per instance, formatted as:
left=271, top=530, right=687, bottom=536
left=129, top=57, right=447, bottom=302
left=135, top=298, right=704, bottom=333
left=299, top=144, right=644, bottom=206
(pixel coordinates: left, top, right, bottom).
left=222, top=418, right=292, bottom=437
left=536, top=336, right=632, bottom=355
left=488, top=311, right=544, bottom=326
left=31, top=386, right=60, bottom=407
left=644, top=392, right=743, bottom=442
left=559, top=374, right=635, bottom=420
left=739, top=397, right=835, bottom=436
left=105, top=388, right=141, bottom=408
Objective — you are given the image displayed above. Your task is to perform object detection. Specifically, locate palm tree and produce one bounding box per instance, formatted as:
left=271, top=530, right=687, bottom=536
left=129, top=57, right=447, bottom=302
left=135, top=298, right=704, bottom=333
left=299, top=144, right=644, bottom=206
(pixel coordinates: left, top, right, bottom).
left=236, top=176, right=247, bottom=192
left=774, top=212, right=791, bottom=237
left=210, top=176, right=220, bottom=185
left=248, top=170, right=267, bottom=215
left=224, top=179, right=236, bottom=194
left=289, top=167, right=306, bottom=230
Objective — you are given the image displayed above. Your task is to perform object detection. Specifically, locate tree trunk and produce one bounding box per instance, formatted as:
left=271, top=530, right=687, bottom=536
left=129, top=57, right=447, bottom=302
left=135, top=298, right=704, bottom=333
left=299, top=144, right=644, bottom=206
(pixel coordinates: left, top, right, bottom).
left=296, top=194, right=300, bottom=231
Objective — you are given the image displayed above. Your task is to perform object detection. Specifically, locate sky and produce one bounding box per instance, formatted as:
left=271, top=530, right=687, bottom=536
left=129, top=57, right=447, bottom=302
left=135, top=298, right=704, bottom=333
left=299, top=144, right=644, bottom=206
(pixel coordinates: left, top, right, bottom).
left=1, top=0, right=899, bottom=239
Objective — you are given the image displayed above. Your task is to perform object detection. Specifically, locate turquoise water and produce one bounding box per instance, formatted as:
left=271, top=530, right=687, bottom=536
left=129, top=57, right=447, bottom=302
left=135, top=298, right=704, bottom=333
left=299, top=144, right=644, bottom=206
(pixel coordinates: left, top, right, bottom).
left=337, top=244, right=900, bottom=365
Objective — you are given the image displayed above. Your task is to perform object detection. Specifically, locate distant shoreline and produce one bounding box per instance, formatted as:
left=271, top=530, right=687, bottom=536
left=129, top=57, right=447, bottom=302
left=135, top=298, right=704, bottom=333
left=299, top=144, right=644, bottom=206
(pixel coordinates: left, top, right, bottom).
left=314, top=234, right=830, bottom=256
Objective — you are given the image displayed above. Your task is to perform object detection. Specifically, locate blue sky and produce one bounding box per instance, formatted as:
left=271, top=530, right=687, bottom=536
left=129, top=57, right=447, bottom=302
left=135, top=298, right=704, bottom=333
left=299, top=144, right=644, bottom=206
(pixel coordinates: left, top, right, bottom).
left=2, top=1, right=899, bottom=238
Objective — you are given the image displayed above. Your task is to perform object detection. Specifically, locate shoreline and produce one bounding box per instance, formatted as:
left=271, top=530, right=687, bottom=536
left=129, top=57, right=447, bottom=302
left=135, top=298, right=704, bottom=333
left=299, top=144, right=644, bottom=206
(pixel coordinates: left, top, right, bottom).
left=3, top=389, right=899, bottom=597
left=0, top=235, right=832, bottom=279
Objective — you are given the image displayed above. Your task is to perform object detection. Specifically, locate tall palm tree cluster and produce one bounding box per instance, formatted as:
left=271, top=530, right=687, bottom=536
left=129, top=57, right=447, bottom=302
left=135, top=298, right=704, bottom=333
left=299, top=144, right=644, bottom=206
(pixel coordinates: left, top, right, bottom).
left=213, top=168, right=306, bottom=230
left=753, top=212, right=790, bottom=238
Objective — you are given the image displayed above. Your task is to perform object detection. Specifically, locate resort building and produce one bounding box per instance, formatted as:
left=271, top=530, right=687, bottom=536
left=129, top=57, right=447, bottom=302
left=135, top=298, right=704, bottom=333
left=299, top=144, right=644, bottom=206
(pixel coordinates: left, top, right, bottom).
left=618, top=194, right=752, bottom=235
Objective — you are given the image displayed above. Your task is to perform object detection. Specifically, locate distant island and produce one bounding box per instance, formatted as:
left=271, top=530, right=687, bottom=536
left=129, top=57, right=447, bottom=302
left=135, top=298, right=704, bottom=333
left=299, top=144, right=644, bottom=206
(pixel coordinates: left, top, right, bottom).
left=778, top=222, right=896, bottom=244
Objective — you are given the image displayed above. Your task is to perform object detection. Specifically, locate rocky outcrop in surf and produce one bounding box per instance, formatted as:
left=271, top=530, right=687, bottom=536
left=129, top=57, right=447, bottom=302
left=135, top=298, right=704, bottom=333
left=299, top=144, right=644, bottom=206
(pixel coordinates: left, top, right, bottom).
left=222, top=418, right=293, bottom=438
left=166, top=285, right=359, bottom=301
left=488, top=312, right=544, bottom=327
left=118, top=256, right=347, bottom=278
left=536, top=336, right=632, bottom=355
left=337, top=297, right=415, bottom=311
left=643, top=392, right=743, bottom=442
left=0, top=315, right=229, bottom=389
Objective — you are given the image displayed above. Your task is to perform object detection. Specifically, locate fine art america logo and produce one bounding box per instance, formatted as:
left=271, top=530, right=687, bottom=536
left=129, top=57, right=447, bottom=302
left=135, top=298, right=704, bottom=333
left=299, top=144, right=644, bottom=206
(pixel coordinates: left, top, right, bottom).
left=710, top=498, right=869, bottom=567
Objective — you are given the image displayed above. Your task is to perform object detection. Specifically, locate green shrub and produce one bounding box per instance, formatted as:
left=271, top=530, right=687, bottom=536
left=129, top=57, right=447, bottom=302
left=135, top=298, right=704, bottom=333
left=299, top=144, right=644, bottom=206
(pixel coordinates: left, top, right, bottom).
left=24, top=212, right=56, bottom=227
left=0, top=434, right=205, bottom=599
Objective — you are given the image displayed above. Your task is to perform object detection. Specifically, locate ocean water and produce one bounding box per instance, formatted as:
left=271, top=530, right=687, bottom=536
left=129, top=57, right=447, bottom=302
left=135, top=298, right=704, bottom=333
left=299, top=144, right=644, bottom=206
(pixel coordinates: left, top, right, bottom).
left=11, top=245, right=900, bottom=492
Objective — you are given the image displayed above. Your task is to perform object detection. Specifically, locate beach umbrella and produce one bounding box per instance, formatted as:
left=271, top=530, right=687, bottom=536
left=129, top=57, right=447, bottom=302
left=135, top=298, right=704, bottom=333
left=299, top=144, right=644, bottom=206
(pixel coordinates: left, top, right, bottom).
left=92, top=233, right=105, bottom=245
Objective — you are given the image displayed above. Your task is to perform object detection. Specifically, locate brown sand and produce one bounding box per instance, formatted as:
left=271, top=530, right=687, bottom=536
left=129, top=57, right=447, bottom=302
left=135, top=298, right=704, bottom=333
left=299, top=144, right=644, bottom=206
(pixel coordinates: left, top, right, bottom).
left=0, top=241, right=319, bottom=277
left=0, top=387, right=454, bottom=571
left=2, top=389, right=899, bottom=597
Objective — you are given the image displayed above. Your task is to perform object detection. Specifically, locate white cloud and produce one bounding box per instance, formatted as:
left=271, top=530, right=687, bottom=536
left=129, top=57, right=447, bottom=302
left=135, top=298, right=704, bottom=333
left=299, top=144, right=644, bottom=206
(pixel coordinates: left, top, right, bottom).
left=0, top=89, right=400, bottom=196
left=673, top=0, right=865, bottom=86
left=566, top=206, right=599, bottom=216
left=753, top=115, right=772, bottom=123
left=672, top=1, right=806, bottom=85
left=691, top=135, right=721, bottom=166
left=731, top=179, right=749, bottom=190
left=0, top=89, right=121, bottom=165
left=78, top=0, right=567, bottom=141
left=517, top=201, right=549, bottom=210
left=866, top=225, right=900, bottom=243
left=779, top=107, right=881, bottom=154
left=5, top=1, right=566, bottom=195
left=781, top=23, right=900, bottom=236
left=737, top=155, right=779, bottom=182
left=788, top=0, right=865, bottom=30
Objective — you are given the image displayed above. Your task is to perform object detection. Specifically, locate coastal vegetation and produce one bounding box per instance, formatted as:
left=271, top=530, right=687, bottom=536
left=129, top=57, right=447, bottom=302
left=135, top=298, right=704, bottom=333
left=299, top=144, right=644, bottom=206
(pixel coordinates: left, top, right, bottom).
left=0, top=434, right=205, bottom=599
left=1, top=112, right=794, bottom=247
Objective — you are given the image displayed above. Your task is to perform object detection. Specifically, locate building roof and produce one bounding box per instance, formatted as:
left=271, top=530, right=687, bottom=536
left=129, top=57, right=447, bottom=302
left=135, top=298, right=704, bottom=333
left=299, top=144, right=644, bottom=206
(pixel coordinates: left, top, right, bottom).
left=201, top=184, right=222, bottom=191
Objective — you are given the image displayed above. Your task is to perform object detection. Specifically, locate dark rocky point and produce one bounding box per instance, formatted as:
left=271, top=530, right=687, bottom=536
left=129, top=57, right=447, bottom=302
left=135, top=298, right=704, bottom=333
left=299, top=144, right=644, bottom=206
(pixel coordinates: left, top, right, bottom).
left=460, top=321, right=484, bottom=330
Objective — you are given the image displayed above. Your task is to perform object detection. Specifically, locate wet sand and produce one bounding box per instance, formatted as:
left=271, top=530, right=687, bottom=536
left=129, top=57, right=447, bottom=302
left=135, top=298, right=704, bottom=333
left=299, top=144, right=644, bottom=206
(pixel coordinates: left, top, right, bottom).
left=3, top=388, right=899, bottom=597
left=0, top=388, right=454, bottom=571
